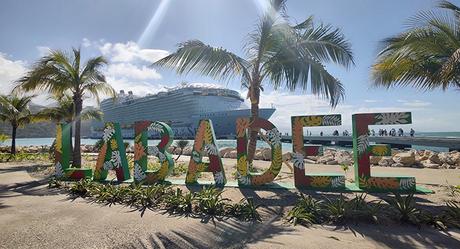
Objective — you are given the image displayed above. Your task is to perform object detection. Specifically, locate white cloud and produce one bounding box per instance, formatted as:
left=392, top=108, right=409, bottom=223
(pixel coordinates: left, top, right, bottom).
left=36, top=46, right=51, bottom=56
left=397, top=99, right=431, bottom=108
left=0, top=53, right=26, bottom=94
left=76, top=39, right=171, bottom=103
left=98, top=41, right=169, bottom=63
left=364, top=99, right=379, bottom=103
left=106, top=63, right=162, bottom=80
left=247, top=90, right=459, bottom=134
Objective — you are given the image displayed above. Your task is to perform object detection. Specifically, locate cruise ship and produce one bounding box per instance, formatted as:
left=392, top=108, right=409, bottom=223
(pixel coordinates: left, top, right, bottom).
left=91, top=83, right=276, bottom=139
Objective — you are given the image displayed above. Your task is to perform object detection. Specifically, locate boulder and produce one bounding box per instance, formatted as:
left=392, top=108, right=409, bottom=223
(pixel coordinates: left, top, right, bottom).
left=219, top=147, right=234, bottom=157
left=317, top=155, right=335, bottom=164
left=254, top=150, right=264, bottom=160
left=370, top=156, right=381, bottom=165
left=391, top=163, right=404, bottom=167
left=282, top=152, right=292, bottom=162
left=378, top=157, right=394, bottom=167
left=182, top=146, right=192, bottom=156
left=226, top=150, right=237, bottom=159
left=335, top=151, right=353, bottom=165
left=326, top=160, right=338, bottom=165
left=392, top=151, right=415, bottom=166
left=261, top=148, right=272, bottom=161
left=420, top=159, right=440, bottom=169
left=449, top=151, right=460, bottom=166
left=428, top=153, right=442, bottom=164
left=438, top=152, right=455, bottom=165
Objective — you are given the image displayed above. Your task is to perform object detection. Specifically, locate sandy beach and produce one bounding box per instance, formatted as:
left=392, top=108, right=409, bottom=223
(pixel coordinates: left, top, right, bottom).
left=1, top=158, right=459, bottom=248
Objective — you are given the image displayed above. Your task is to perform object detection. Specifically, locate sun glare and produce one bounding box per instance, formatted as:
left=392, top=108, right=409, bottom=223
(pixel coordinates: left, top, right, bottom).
left=137, top=0, right=172, bottom=48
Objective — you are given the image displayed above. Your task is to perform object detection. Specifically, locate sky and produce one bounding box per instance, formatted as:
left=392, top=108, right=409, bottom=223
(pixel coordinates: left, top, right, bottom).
left=0, top=0, right=459, bottom=133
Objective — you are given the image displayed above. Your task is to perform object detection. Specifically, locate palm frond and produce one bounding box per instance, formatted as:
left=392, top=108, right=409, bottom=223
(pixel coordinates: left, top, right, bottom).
left=81, top=108, right=103, bottom=121
left=153, top=40, right=250, bottom=82
left=373, top=1, right=460, bottom=91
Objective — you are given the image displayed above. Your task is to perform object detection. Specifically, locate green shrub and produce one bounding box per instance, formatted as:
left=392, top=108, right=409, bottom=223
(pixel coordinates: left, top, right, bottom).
left=286, top=194, right=324, bottom=226
left=163, top=188, right=196, bottom=214
left=384, top=193, right=422, bottom=224
left=69, top=179, right=95, bottom=197
left=227, top=197, right=262, bottom=222
left=196, top=186, right=229, bottom=216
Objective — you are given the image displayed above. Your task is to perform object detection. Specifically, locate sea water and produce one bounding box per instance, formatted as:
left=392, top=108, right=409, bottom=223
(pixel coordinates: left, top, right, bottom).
left=3, top=131, right=460, bottom=152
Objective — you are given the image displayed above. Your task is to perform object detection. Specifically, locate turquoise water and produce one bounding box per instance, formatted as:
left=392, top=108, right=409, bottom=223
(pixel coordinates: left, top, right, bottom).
left=3, top=131, right=458, bottom=152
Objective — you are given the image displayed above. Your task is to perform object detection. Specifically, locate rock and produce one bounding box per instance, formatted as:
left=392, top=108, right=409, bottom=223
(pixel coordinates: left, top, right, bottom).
left=392, top=151, right=415, bottom=166
left=254, top=150, right=264, bottom=160
left=317, top=155, right=335, bottom=164
left=441, top=163, right=450, bottom=169
left=335, top=151, right=353, bottom=165
left=306, top=156, right=317, bottom=161
left=226, top=150, right=237, bottom=159
left=182, top=146, right=192, bottom=156
left=450, top=151, right=460, bottom=165
left=261, top=148, right=272, bottom=161
left=420, top=159, right=440, bottom=169
left=219, top=147, right=234, bottom=157
left=326, top=160, right=338, bottom=165
left=391, top=163, right=404, bottom=167
left=429, top=153, right=442, bottom=165
left=370, top=156, right=381, bottom=165
left=378, top=157, right=394, bottom=167
left=282, top=152, right=292, bottom=162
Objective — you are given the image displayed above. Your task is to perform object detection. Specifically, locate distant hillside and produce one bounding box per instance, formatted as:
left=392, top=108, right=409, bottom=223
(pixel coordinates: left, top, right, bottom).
left=0, top=103, right=94, bottom=138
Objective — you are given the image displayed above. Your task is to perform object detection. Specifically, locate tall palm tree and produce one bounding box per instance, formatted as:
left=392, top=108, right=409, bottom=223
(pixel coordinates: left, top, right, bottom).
left=154, top=0, right=354, bottom=162
left=0, top=94, right=42, bottom=155
left=40, top=94, right=104, bottom=159
left=372, top=0, right=460, bottom=90
left=40, top=94, right=103, bottom=124
left=15, top=48, right=116, bottom=167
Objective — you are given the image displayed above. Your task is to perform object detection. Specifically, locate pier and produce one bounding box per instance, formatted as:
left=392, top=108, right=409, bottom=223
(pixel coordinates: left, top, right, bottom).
left=279, top=135, right=460, bottom=151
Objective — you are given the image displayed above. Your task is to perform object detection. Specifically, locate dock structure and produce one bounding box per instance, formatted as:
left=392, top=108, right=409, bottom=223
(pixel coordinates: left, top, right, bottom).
left=279, top=135, right=460, bottom=151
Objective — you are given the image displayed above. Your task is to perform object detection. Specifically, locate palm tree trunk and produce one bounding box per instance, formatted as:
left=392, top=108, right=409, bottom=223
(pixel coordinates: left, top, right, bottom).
left=11, top=125, right=17, bottom=156
left=247, top=86, right=260, bottom=164
left=69, top=125, right=73, bottom=163
left=73, top=97, right=82, bottom=168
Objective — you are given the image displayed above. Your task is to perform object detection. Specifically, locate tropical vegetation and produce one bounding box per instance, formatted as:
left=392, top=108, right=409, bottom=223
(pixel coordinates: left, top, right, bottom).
left=41, top=94, right=103, bottom=159
left=372, top=0, right=460, bottom=90
left=153, top=0, right=354, bottom=162
left=0, top=94, right=44, bottom=155
left=15, top=48, right=116, bottom=167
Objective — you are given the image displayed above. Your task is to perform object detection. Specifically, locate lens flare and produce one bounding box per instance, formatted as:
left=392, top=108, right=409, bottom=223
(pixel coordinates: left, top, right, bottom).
left=137, top=0, right=172, bottom=48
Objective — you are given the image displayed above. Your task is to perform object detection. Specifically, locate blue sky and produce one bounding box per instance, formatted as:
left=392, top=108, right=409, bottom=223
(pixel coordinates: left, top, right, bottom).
left=0, top=0, right=459, bottom=133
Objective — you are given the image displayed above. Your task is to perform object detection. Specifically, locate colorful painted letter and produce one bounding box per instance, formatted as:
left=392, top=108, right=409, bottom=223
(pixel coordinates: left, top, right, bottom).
left=352, top=112, right=416, bottom=191
left=236, top=117, right=283, bottom=186
left=291, top=115, right=345, bottom=189
left=93, top=123, right=131, bottom=182
left=133, top=121, right=174, bottom=184
left=186, top=119, right=226, bottom=186
left=54, top=123, right=92, bottom=180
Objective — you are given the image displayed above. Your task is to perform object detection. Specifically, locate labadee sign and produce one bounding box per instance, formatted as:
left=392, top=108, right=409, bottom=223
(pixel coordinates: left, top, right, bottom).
left=54, top=112, right=417, bottom=192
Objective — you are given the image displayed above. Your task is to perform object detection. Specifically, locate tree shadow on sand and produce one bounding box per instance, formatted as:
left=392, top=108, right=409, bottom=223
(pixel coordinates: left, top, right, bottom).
left=328, top=224, right=460, bottom=249
left=119, top=212, right=295, bottom=249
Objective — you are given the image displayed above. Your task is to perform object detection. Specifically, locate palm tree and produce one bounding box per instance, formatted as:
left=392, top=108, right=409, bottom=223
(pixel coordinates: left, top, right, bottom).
left=0, top=94, right=42, bottom=155
left=153, top=0, right=354, bottom=162
left=15, top=48, right=116, bottom=167
left=40, top=94, right=103, bottom=124
left=372, top=0, right=460, bottom=90
left=40, top=94, right=103, bottom=159
left=173, top=140, right=190, bottom=162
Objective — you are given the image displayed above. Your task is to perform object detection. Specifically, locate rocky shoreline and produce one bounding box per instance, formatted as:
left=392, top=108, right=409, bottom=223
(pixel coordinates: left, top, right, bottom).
left=2, top=145, right=459, bottom=169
